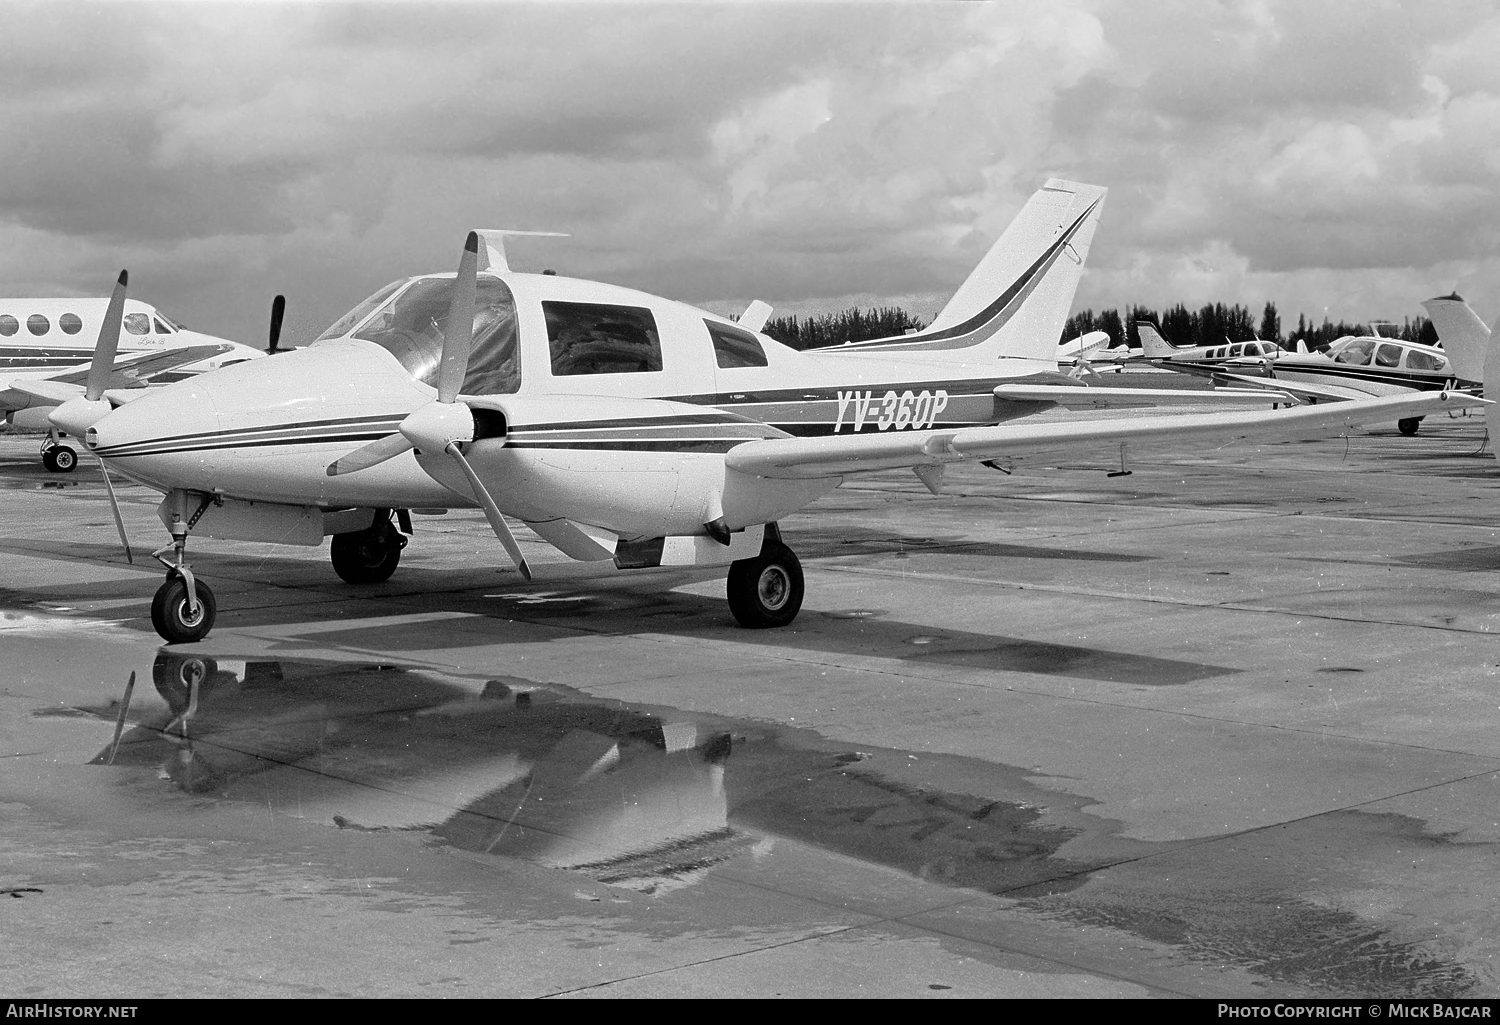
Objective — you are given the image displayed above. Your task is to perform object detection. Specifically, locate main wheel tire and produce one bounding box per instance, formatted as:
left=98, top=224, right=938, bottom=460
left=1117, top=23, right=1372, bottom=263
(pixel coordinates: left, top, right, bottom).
left=150, top=576, right=217, bottom=644
left=1397, top=417, right=1422, bottom=436
left=49, top=445, right=77, bottom=472
left=727, top=541, right=804, bottom=628
left=330, top=523, right=403, bottom=584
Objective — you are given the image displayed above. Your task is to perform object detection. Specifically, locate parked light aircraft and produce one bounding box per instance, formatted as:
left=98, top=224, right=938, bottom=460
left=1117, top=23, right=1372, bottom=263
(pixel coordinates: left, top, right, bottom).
left=1140, top=321, right=1472, bottom=435
left=0, top=290, right=263, bottom=470
left=66, top=181, right=1481, bottom=643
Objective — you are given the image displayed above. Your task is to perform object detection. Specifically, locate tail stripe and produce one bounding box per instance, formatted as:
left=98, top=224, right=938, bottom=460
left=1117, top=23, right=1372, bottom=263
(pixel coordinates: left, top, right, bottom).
left=833, top=196, right=1102, bottom=353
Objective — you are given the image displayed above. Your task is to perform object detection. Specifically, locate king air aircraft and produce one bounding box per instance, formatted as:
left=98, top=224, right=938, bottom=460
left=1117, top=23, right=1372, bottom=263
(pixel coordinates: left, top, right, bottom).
left=53, top=180, right=1481, bottom=643
left=1, top=287, right=264, bottom=470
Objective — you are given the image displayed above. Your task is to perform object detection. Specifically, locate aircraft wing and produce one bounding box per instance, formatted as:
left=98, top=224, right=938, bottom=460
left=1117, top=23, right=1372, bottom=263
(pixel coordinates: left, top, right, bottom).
left=992, top=383, right=1297, bottom=409
left=1209, top=371, right=1381, bottom=403
left=723, top=391, right=1484, bottom=480
left=44, top=343, right=239, bottom=390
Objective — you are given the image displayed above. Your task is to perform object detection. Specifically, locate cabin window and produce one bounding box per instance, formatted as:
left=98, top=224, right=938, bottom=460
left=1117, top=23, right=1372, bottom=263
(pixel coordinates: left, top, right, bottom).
left=349, top=275, right=521, bottom=394
left=123, top=313, right=151, bottom=336
left=1227, top=344, right=1244, bottom=357
left=545, top=301, right=662, bottom=376
left=1245, top=343, right=1262, bottom=356
left=58, top=313, right=83, bottom=334
left=1334, top=339, right=1375, bottom=366
left=1375, top=343, right=1402, bottom=368
left=27, top=314, right=49, bottom=336
left=0, top=315, right=18, bottom=336
left=706, top=320, right=768, bottom=369
left=153, top=317, right=173, bottom=334
left=1405, top=349, right=1444, bottom=372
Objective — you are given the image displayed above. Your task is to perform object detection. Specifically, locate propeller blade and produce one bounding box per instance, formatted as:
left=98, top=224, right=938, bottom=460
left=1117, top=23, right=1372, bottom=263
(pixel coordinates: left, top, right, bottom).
left=267, top=294, right=286, bottom=354
left=437, top=231, right=479, bottom=404
left=85, top=270, right=128, bottom=402
left=99, top=459, right=133, bottom=563
left=326, top=433, right=415, bottom=477
left=445, top=441, right=531, bottom=581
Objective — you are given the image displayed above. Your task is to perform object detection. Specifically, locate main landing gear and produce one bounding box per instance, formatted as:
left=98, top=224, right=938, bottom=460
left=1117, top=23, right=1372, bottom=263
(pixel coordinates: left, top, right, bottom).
left=726, top=524, right=805, bottom=628
left=330, top=510, right=408, bottom=584
left=1398, top=417, right=1424, bottom=436
left=40, top=430, right=77, bottom=473
left=149, top=491, right=216, bottom=644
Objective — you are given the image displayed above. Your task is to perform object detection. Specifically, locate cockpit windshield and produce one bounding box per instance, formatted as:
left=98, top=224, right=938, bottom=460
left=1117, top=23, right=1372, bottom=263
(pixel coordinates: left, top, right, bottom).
left=316, top=275, right=521, bottom=395
left=315, top=278, right=410, bottom=343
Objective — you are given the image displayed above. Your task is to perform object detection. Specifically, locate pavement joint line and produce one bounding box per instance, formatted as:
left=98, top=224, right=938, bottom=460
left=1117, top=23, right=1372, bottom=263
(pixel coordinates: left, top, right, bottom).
left=822, top=563, right=1500, bottom=635
left=536, top=925, right=866, bottom=997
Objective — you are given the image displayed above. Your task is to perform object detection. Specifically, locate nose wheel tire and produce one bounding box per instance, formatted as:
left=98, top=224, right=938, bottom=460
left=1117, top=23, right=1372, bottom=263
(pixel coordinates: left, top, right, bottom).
left=42, top=445, right=77, bottom=473
left=151, top=576, right=217, bottom=644
left=727, top=541, right=804, bottom=628
left=330, top=520, right=405, bottom=584
left=1397, top=417, right=1422, bottom=436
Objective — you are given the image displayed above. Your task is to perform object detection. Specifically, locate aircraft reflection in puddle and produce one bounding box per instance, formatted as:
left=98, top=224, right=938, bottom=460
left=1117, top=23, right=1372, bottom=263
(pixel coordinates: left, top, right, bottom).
left=83, top=653, right=1086, bottom=898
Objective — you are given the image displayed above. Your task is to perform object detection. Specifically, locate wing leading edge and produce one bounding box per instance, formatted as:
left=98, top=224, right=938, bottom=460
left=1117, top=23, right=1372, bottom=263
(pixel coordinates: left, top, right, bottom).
left=724, top=391, right=1486, bottom=480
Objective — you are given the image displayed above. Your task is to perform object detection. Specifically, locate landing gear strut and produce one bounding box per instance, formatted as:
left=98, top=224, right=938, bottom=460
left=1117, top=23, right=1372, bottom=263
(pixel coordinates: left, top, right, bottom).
left=149, top=490, right=217, bottom=644
left=1397, top=417, right=1423, bottom=436
left=330, top=510, right=407, bottom=584
left=727, top=525, right=804, bottom=628
left=40, top=430, right=77, bottom=473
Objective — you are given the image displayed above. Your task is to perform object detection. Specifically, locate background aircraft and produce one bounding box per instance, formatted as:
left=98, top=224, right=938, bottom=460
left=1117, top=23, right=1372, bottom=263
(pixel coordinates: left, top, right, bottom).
left=0, top=292, right=264, bottom=470
left=73, top=184, right=1482, bottom=643
left=1139, top=320, right=1471, bottom=436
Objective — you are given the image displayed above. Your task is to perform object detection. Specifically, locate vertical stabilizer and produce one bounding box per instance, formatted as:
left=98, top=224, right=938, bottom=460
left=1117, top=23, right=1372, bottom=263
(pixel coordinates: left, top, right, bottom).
left=1422, top=292, right=1497, bottom=456
left=1422, top=293, right=1490, bottom=385
left=1136, top=321, right=1177, bottom=359
left=829, top=179, right=1107, bottom=363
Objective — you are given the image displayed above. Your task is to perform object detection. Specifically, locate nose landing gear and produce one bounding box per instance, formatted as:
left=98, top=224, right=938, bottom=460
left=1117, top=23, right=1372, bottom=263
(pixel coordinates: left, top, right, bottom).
left=149, top=491, right=217, bottom=644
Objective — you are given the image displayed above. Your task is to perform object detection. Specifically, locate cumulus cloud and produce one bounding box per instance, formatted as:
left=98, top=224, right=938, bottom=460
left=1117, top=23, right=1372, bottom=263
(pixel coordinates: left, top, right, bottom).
left=5, top=0, right=1500, bottom=341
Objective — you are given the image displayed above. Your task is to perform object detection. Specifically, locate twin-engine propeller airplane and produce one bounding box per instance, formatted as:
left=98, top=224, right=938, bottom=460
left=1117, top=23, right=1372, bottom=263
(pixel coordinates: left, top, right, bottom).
left=71, top=180, right=1483, bottom=643
left=1139, top=320, right=1478, bottom=436
left=1, top=289, right=264, bottom=471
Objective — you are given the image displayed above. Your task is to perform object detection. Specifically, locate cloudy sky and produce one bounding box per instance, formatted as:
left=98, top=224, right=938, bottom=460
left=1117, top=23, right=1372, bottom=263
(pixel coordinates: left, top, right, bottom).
left=4, top=0, right=1498, bottom=345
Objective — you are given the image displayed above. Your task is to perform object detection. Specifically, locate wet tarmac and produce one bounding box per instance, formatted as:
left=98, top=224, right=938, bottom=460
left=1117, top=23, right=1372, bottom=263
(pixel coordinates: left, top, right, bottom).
left=3, top=402, right=1500, bottom=997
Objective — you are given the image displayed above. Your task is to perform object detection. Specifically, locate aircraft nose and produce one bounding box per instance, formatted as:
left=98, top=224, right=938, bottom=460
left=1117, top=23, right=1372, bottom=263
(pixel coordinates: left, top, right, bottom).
left=89, top=379, right=223, bottom=489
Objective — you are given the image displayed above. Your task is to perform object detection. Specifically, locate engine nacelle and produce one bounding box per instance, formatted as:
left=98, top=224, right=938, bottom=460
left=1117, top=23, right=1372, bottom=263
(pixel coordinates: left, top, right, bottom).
left=423, top=393, right=837, bottom=540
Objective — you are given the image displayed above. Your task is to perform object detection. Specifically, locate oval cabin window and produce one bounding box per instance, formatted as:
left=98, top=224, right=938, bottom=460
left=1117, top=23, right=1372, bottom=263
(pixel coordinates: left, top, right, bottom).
left=27, top=314, right=50, bottom=336
left=0, top=315, right=17, bottom=336
left=59, top=313, right=83, bottom=335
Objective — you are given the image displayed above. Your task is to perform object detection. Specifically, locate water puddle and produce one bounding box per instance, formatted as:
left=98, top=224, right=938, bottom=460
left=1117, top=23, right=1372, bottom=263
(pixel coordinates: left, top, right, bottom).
left=55, top=652, right=1485, bottom=994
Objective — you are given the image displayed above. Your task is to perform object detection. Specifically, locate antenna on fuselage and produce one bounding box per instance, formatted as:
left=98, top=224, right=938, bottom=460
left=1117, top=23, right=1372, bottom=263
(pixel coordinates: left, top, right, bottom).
left=473, top=229, right=570, bottom=273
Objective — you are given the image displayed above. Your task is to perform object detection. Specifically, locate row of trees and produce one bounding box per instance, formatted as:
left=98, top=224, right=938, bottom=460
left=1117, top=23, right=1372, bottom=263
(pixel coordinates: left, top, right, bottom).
left=757, top=301, right=1440, bottom=351
left=762, top=306, right=927, bottom=350
left=1064, top=302, right=1438, bottom=351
